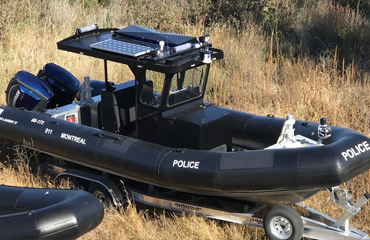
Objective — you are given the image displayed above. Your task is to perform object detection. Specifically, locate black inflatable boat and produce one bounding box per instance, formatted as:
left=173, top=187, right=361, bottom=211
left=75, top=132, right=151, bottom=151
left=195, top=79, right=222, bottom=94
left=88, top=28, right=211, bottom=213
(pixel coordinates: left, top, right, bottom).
left=0, top=185, right=104, bottom=239
left=3, top=24, right=370, bottom=240
left=2, top=24, right=370, bottom=205
left=0, top=106, right=369, bottom=205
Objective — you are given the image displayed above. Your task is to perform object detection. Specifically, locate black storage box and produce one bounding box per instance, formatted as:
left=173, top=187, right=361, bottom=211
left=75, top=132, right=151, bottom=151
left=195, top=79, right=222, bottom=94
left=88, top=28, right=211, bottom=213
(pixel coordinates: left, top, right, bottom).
left=158, top=105, right=232, bottom=150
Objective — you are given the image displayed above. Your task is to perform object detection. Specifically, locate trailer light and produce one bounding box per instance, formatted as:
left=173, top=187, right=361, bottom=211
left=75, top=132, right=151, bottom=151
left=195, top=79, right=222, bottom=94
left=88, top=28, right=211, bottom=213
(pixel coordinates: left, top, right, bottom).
left=76, top=24, right=99, bottom=35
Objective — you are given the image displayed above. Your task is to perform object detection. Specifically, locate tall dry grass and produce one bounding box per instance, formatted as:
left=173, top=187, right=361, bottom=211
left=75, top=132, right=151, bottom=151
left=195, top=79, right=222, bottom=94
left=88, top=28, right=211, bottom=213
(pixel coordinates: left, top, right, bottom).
left=1, top=0, right=370, bottom=239
left=0, top=158, right=264, bottom=240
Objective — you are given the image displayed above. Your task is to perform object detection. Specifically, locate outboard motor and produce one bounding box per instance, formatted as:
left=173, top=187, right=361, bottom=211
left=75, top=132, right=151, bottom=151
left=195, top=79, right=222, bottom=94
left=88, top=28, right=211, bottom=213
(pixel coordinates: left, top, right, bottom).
left=37, top=63, right=81, bottom=108
left=6, top=71, right=54, bottom=111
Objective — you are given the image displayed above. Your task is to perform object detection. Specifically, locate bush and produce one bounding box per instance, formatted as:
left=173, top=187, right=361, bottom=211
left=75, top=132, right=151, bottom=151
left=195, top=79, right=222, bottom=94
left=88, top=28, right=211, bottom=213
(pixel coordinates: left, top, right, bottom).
left=260, top=0, right=370, bottom=71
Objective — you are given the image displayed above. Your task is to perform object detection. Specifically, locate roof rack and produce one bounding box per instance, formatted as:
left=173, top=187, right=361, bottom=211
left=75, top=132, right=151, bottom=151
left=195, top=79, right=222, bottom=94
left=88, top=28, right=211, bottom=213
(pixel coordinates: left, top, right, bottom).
left=57, top=25, right=223, bottom=74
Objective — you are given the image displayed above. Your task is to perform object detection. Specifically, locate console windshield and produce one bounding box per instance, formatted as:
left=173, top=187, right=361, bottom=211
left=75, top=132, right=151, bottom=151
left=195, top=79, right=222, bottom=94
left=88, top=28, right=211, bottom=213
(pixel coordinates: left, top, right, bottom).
left=140, top=65, right=209, bottom=108
left=167, top=65, right=209, bottom=106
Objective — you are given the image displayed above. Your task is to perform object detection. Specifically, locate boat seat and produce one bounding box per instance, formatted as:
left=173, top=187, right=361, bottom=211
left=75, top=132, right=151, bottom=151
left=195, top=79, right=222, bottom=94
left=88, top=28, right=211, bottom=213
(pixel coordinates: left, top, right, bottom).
left=141, top=81, right=157, bottom=106
left=101, top=80, right=138, bottom=133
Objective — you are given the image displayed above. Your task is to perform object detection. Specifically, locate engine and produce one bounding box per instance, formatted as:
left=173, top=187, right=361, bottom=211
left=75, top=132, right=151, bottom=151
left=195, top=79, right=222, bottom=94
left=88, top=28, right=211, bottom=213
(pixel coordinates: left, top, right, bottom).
left=6, top=63, right=80, bottom=112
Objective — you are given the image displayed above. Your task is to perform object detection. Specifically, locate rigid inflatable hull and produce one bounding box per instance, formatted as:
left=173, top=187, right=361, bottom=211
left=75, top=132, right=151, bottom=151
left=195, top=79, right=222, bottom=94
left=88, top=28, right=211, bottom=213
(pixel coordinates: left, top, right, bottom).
left=0, top=106, right=370, bottom=204
left=0, top=185, right=104, bottom=239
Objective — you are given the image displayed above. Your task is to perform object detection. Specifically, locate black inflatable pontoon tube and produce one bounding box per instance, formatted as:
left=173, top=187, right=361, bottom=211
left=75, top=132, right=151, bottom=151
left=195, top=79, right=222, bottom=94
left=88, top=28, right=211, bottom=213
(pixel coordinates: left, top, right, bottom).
left=0, top=185, right=104, bottom=240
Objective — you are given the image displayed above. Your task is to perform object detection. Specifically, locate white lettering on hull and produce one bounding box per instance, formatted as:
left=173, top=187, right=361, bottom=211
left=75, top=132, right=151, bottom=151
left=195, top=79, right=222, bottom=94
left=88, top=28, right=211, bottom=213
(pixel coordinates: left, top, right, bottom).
left=173, top=160, right=200, bottom=169
left=341, top=141, right=370, bottom=161
left=60, top=133, right=86, bottom=145
left=31, top=118, right=45, bottom=125
left=0, top=116, right=17, bottom=125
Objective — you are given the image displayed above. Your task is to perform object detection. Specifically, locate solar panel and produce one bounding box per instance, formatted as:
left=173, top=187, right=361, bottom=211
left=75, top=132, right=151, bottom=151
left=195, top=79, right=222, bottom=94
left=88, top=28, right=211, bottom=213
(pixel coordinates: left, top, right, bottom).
left=90, top=39, right=153, bottom=57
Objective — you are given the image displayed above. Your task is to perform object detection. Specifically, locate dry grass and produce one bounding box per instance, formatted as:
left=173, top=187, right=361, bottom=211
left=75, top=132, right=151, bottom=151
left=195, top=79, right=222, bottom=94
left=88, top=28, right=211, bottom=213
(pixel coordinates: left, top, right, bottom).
left=1, top=0, right=370, bottom=239
left=81, top=203, right=261, bottom=240
left=0, top=155, right=265, bottom=240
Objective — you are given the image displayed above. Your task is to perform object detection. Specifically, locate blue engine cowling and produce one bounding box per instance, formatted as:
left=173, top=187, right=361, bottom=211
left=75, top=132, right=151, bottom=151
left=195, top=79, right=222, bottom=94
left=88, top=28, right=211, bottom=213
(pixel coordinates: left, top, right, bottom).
left=37, top=63, right=81, bottom=108
left=6, top=63, right=82, bottom=111
left=6, top=71, right=54, bottom=111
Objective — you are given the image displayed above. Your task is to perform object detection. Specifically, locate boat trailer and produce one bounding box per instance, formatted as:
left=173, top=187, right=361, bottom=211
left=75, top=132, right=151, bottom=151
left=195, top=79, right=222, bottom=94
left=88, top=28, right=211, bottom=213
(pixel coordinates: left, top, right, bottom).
left=129, top=187, right=369, bottom=239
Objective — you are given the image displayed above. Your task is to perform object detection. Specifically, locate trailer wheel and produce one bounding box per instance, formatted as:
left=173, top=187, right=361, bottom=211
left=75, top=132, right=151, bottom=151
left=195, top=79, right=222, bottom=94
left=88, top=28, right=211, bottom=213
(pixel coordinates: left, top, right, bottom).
left=263, top=205, right=303, bottom=240
left=88, top=183, right=113, bottom=208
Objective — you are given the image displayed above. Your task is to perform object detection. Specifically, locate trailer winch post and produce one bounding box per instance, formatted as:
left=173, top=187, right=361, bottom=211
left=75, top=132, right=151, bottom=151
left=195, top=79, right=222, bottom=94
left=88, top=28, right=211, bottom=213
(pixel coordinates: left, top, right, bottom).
left=331, top=192, right=370, bottom=229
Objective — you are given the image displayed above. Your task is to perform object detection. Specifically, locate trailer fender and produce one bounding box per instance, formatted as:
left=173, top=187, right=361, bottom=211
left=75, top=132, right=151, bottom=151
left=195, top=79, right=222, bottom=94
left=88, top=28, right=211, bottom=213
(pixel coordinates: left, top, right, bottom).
left=55, top=169, right=124, bottom=206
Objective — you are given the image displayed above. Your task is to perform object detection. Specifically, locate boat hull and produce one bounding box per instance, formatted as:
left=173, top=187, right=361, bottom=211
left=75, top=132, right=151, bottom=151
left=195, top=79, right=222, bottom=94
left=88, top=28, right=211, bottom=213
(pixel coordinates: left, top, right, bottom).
left=0, top=106, right=370, bottom=205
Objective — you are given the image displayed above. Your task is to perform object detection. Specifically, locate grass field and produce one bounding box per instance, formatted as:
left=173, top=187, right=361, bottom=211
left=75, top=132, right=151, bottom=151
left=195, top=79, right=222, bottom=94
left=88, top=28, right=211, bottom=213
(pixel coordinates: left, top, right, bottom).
left=1, top=0, right=370, bottom=239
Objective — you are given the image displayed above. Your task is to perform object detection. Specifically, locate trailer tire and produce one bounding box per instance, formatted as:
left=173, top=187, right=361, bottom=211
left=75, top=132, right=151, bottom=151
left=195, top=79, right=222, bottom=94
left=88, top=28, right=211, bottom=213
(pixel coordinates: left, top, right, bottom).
left=263, top=205, right=303, bottom=240
left=88, top=183, right=113, bottom=208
